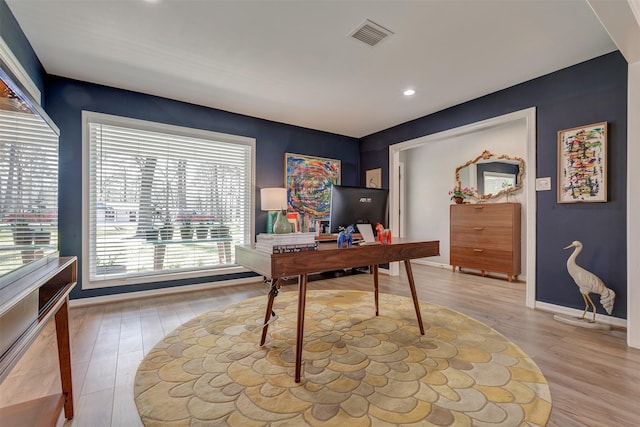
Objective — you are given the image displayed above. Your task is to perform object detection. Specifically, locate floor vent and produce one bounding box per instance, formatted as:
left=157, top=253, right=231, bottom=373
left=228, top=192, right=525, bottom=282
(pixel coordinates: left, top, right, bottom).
left=349, top=19, right=394, bottom=47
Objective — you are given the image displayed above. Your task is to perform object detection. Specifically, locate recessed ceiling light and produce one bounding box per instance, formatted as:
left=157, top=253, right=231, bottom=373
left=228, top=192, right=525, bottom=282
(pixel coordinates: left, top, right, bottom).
left=403, top=89, right=416, bottom=96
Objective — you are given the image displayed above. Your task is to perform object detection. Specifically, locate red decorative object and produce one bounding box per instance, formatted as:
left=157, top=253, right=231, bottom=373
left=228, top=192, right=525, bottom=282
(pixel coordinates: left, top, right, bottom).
left=378, top=228, right=392, bottom=244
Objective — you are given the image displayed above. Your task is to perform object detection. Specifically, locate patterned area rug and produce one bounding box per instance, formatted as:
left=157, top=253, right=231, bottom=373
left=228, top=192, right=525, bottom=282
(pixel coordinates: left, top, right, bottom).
left=134, top=290, right=551, bottom=426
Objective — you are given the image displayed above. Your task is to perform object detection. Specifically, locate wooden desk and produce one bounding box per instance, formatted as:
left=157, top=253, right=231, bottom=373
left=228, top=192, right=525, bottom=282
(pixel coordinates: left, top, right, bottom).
left=235, top=240, right=440, bottom=382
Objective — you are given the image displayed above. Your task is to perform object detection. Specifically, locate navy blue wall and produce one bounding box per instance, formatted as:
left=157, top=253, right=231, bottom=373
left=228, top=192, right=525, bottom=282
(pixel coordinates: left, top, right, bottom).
left=2, top=1, right=629, bottom=315
left=360, top=52, right=628, bottom=319
left=45, top=76, right=359, bottom=299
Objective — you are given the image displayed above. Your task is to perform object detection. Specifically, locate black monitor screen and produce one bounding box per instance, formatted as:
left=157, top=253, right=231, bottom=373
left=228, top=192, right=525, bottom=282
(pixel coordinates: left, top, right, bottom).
left=329, top=185, right=389, bottom=234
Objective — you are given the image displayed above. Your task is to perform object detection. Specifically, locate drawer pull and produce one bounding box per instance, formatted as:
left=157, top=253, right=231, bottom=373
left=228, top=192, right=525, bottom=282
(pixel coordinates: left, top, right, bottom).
left=473, top=206, right=484, bottom=209
left=473, top=227, right=484, bottom=231
left=473, top=248, right=484, bottom=252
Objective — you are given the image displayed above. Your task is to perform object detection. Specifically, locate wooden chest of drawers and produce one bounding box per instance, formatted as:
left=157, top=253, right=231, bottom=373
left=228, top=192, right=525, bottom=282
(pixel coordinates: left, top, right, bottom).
left=450, top=203, right=521, bottom=282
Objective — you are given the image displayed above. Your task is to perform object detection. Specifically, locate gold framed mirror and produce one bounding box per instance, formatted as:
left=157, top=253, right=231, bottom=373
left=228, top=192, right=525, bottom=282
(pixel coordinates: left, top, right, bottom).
left=455, top=150, right=525, bottom=200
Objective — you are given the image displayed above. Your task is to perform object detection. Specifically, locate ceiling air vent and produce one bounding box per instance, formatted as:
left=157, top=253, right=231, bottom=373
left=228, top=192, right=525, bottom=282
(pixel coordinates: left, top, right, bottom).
left=349, top=19, right=394, bottom=47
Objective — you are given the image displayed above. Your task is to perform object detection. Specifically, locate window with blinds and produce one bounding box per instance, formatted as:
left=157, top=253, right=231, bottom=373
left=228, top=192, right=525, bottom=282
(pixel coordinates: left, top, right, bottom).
left=83, top=112, right=254, bottom=288
left=0, top=95, right=59, bottom=279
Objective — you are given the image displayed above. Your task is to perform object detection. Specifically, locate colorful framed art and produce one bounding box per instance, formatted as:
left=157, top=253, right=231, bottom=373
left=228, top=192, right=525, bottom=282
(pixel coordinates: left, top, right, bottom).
left=557, top=122, right=607, bottom=203
left=285, top=153, right=341, bottom=219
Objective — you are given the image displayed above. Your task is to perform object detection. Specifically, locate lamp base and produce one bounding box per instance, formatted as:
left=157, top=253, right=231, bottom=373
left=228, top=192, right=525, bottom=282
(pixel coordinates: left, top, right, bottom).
left=266, top=211, right=278, bottom=233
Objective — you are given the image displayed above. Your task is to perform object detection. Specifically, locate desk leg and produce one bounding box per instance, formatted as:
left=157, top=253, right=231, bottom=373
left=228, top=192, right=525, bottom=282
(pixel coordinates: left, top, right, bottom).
left=372, top=264, right=379, bottom=316
left=260, top=279, right=279, bottom=346
left=55, top=299, right=74, bottom=419
left=404, top=260, right=425, bottom=335
left=295, top=274, right=308, bottom=383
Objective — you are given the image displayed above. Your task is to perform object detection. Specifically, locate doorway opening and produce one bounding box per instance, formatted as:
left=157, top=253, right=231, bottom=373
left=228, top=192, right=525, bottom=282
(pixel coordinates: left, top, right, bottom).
left=388, top=108, right=537, bottom=307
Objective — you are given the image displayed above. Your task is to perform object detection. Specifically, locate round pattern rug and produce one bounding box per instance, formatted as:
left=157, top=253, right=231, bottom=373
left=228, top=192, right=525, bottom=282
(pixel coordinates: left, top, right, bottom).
left=134, top=290, right=551, bottom=426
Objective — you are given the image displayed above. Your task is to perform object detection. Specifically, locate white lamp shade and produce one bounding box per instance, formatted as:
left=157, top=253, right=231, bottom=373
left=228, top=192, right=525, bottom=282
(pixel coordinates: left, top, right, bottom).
left=260, top=188, right=288, bottom=211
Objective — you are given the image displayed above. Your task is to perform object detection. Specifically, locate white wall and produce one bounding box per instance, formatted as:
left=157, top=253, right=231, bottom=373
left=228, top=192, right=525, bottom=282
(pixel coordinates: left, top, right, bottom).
left=399, top=118, right=528, bottom=275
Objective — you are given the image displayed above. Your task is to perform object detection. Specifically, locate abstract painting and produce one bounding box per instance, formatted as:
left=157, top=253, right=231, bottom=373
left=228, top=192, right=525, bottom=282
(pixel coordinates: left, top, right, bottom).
left=285, top=153, right=341, bottom=219
left=557, top=122, right=607, bottom=203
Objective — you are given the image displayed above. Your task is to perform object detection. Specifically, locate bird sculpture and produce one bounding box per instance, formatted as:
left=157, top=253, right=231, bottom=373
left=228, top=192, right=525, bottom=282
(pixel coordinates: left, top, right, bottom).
left=564, top=240, right=615, bottom=322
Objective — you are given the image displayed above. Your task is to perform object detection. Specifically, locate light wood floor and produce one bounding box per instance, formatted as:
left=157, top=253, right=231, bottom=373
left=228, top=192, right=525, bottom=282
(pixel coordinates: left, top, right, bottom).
left=2, top=264, right=639, bottom=427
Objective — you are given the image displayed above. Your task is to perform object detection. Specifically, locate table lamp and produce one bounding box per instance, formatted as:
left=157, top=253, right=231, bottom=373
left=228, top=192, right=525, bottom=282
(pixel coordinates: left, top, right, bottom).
left=260, top=188, right=290, bottom=233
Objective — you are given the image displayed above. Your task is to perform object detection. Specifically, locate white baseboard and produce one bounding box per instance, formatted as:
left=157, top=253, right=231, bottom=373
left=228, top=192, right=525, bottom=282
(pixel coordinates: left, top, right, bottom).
left=535, top=301, right=627, bottom=329
left=69, top=276, right=262, bottom=308
left=413, top=259, right=451, bottom=269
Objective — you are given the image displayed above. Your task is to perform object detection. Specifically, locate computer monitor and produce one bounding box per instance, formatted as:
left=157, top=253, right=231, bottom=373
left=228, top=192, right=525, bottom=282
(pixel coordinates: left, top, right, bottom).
left=328, top=185, right=389, bottom=234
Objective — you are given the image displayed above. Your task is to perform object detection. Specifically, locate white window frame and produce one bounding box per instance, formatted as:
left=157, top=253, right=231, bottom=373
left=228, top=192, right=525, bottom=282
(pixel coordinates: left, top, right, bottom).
left=81, top=111, right=255, bottom=289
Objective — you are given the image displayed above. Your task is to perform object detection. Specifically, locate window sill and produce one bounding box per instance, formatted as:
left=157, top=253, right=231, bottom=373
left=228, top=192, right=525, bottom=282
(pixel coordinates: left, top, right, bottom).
left=82, top=264, right=246, bottom=290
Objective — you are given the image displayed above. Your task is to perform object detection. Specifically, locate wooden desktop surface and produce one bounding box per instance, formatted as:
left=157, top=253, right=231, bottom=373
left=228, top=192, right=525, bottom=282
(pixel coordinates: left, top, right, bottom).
left=236, top=238, right=439, bottom=278
left=235, top=239, right=440, bottom=382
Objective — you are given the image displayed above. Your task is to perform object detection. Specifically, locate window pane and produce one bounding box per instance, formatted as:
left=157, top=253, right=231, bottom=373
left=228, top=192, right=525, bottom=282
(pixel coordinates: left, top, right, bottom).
left=0, top=107, right=58, bottom=277
left=86, top=114, right=253, bottom=286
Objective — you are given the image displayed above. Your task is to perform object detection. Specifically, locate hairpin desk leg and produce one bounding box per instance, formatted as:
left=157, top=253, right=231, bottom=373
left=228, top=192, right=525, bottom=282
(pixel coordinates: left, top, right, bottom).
left=260, top=279, right=279, bottom=346
left=404, top=260, right=425, bottom=335
left=372, top=264, right=379, bottom=316
left=294, top=274, right=308, bottom=383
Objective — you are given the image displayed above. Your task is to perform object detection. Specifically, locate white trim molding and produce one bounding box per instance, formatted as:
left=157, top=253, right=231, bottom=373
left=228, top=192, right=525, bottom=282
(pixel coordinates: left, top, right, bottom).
left=536, top=301, right=627, bottom=329
left=627, top=62, right=640, bottom=348
left=0, top=36, right=41, bottom=104
left=69, top=275, right=262, bottom=307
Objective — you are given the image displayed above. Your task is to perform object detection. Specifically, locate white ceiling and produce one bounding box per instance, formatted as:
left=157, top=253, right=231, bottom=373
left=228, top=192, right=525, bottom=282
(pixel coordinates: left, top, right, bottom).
left=6, top=0, right=617, bottom=138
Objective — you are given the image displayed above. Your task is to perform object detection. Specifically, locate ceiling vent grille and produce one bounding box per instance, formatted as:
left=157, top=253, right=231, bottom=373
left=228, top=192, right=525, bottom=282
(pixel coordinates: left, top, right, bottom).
left=349, top=19, right=394, bottom=47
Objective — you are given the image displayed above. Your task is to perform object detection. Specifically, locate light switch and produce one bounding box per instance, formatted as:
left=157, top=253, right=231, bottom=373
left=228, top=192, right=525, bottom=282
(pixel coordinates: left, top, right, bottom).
left=536, top=177, right=551, bottom=191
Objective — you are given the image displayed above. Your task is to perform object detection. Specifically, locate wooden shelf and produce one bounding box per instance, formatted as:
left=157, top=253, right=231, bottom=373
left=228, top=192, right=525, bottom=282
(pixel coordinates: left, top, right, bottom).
left=0, top=393, right=65, bottom=427
left=0, top=256, right=77, bottom=424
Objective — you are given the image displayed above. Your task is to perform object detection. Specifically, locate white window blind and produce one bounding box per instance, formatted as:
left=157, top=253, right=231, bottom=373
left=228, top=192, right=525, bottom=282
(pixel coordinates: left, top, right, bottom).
left=85, top=113, right=253, bottom=286
left=0, top=105, right=58, bottom=277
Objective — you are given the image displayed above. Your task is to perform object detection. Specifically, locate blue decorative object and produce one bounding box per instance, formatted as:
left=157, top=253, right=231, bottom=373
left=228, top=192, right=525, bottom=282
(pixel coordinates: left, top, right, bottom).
left=337, top=224, right=356, bottom=248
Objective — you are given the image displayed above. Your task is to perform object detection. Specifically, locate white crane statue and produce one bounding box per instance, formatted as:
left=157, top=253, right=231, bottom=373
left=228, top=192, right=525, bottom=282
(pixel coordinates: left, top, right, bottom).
left=564, top=240, right=615, bottom=322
